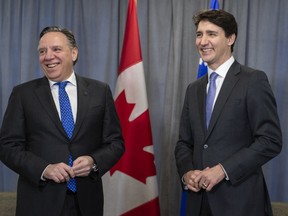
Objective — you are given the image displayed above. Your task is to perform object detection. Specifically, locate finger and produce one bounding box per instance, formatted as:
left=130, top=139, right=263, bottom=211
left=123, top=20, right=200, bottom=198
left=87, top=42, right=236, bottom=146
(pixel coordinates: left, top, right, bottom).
left=44, top=163, right=71, bottom=182
left=187, top=179, right=200, bottom=191
left=205, top=184, right=213, bottom=191
left=195, top=169, right=210, bottom=188
left=194, top=176, right=204, bottom=189
left=48, top=170, right=66, bottom=183
left=52, top=166, right=69, bottom=182
left=188, top=185, right=201, bottom=192
left=200, top=177, right=211, bottom=190
left=65, top=166, right=76, bottom=178
left=193, top=171, right=203, bottom=184
left=60, top=170, right=71, bottom=182
left=74, top=165, right=92, bottom=176
left=201, top=182, right=208, bottom=190
left=73, top=157, right=83, bottom=166
left=72, top=157, right=87, bottom=170
left=50, top=175, right=61, bottom=183
left=57, top=163, right=75, bottom=179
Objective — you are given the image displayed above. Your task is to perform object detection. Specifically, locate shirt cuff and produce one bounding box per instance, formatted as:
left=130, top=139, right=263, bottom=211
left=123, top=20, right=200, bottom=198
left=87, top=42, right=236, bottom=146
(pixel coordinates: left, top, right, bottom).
left=40, top=165, right=50, bottom=181
left=182, top=174, right=189, bottom=190
left=218, top=163, right=229, bottom=180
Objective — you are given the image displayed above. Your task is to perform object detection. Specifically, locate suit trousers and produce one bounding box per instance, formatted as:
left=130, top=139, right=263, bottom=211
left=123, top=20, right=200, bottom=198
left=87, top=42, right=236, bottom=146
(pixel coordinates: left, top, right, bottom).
left=200, top=192, right=213, bottom=216
left=60, top=191, right=82, bottom=216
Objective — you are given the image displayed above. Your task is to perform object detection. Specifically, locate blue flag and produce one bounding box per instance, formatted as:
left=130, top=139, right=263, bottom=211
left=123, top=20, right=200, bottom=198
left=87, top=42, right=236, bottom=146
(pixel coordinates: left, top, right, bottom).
left=197, top=58, right=208, bottom=79
left=179, top=1, right=219, bottom=215
left=210, top=0, right=219, bottom=10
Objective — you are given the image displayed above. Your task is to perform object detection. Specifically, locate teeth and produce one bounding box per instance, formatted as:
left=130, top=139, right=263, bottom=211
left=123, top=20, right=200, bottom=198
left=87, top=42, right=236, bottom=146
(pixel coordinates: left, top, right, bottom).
left=47, top=64, right=57, bottom=68
left=202, top=48, right=212, bottom=52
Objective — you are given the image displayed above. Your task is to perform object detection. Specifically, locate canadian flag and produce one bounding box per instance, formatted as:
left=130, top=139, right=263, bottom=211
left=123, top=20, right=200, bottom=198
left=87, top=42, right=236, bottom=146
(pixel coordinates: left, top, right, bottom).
left=103, top=0, right=160, bottom=215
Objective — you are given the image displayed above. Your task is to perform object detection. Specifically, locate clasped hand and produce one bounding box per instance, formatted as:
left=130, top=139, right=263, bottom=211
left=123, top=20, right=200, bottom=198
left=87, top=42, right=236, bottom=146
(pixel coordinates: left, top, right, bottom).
left=183, top=164, right=225, bottom=192
left=43, top=155, right=94, bottom=183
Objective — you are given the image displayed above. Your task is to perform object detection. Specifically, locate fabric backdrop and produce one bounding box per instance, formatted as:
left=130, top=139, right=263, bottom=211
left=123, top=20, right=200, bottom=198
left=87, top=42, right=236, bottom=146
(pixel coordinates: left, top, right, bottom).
left=0, top=0, right=288, bottom=215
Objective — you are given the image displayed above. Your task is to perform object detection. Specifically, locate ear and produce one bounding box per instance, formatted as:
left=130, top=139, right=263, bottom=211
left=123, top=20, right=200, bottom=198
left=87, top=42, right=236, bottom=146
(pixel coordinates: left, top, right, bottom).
left=227, top=34, right=236, bottom=46
left=71, top=47, right=78, bottom=62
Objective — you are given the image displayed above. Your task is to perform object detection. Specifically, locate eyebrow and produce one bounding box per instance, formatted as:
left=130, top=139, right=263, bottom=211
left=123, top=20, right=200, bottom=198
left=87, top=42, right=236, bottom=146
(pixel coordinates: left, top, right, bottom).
left=38, top=45, right=63, bottom=50
left=197, top=30, right=218, bottom=34
left=206, top=30, right=218, bottom=34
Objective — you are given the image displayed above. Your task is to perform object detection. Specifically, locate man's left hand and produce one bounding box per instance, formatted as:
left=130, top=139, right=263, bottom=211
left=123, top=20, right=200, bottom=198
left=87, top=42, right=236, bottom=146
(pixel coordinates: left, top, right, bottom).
left=194, top=164, right=225, bottom=191
left=72, top=156, right=94, bottom=177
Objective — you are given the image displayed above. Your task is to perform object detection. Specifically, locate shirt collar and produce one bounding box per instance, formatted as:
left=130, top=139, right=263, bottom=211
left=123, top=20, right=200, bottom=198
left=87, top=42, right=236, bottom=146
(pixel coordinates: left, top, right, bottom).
left=207, top=56, right=235, bottom=79
left=48, top=72, right=77, bottom=88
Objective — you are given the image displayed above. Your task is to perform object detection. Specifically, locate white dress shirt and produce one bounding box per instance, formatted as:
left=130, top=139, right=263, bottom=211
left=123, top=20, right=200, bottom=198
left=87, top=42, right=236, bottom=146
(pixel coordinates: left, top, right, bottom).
left=207, top=56, right=235, bottom=109
left=49, top=72, right=78, bottom=123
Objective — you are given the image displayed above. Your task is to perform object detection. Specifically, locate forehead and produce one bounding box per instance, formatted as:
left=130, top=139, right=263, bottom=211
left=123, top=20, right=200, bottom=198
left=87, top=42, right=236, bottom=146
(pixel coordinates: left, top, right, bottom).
left=197, top=20, right=224, bottom=33
left=38, top=32, right=68, bottom=47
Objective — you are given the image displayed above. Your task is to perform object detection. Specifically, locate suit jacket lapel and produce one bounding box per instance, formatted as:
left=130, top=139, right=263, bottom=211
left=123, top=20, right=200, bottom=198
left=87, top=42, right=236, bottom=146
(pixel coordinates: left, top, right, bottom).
left=197, top=75, right=209, bottom=134
left=34, top=75, right=91, bottom=141
left=34, top=77, right=66, bottom=136
left=72, top=75, right=90, bottom=140
left=206, top=61, right=241, bottom=136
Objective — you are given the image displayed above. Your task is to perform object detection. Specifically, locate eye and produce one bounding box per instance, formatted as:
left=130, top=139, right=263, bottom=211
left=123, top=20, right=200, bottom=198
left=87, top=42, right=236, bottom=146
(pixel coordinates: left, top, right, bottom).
left=196, top=33, right=202, bottom=38
left=38, top=49, right=46, bottom=55
left=53, top=47, right=62, bottom=52
left=207, top=32, right=217, bottom=37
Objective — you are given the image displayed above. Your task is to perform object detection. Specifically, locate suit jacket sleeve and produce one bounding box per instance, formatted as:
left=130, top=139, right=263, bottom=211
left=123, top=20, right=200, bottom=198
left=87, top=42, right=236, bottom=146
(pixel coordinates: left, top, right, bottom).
left=175, top=82, right=202, bottom=180
left=0, top=85, right=50, bottom=186
left=87, top=83, right=125, bottom=178
left=220, top=70, right=282, bottom=185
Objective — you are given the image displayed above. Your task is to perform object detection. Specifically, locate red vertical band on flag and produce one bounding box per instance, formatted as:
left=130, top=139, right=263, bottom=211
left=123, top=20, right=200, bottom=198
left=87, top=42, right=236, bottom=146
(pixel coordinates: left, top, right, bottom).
left=119, top=0, right=142, bottom=74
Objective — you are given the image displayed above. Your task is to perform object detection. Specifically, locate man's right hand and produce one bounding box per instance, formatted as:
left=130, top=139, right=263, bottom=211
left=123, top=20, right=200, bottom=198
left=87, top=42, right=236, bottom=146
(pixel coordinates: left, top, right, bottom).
left=183, top=170, right=203, bottom=192
left=43, top=163, right=75, bottom=183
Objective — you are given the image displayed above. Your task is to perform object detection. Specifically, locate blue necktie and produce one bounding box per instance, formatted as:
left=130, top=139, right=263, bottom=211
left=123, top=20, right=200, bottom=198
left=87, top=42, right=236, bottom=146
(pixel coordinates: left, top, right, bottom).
left=206, top=72, right=218, bottom=128
left=56, top=81, right=76, bottom=192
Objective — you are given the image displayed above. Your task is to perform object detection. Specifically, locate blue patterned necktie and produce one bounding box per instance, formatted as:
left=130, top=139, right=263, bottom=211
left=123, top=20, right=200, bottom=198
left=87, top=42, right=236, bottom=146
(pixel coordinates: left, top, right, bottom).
left=56, top=81, right=76, bottom=192
left=206, top=72, right=218, bottom=128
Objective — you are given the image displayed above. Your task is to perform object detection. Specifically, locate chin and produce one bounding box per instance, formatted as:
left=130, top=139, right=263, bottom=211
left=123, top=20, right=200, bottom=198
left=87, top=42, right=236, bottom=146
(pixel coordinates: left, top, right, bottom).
left=45, top=72, right=61, bottom=81
left=201, top=57, right=210, bottom=63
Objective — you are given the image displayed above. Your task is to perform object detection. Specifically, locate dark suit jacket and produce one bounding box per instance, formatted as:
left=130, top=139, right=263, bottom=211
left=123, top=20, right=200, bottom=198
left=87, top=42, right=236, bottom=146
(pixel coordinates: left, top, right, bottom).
left=175, top=61, right=282, bottom=216
left=0, top=74, right=125, bottom=216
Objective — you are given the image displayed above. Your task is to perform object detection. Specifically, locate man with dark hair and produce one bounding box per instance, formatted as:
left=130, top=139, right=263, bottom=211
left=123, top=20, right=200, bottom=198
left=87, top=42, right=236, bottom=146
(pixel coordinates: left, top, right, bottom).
left=0, top=26, right=124, bottom=216
left=175, top=10, right=282, bottom=216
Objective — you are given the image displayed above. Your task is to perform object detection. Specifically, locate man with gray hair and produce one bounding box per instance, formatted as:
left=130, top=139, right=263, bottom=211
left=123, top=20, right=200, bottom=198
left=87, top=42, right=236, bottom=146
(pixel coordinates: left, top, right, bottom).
left=0, top=26, right=124, bottom=216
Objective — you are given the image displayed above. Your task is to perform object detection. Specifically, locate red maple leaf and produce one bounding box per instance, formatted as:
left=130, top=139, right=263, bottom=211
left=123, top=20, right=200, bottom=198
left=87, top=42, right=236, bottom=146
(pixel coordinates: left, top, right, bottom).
left=110, top=90, right=156, bottom=183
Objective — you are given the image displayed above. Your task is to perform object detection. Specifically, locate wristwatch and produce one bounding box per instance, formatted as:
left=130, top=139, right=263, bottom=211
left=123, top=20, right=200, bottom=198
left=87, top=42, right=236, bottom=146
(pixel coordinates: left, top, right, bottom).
left=92, top=163, right=98, bottom=172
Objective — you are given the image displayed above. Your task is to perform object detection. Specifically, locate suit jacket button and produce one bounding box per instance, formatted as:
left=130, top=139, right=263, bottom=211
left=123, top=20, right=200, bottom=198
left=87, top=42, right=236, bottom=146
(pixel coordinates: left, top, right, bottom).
left=203, top=144, right=208, bottom=149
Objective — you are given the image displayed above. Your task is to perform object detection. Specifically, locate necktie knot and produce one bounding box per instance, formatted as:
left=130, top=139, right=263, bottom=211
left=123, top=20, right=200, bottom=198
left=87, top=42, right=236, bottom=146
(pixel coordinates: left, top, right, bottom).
left=56, top=81, right=69, bottom=89
left=210, top=72, right=218, bottom=82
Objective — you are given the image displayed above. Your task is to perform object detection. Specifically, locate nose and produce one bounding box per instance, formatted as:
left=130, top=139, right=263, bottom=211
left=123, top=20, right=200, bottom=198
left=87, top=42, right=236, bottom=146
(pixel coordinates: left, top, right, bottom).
left=199, top=35, right=208, bottom=46
left=44, top=49, right=54, bottom=60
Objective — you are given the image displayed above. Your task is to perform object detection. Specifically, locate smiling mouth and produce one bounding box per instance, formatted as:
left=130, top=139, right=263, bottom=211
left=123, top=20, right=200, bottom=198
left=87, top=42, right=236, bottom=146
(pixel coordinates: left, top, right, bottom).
left=201, top=48, right=213, bottom=53
left=46, top=63, right=59, bottom=68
